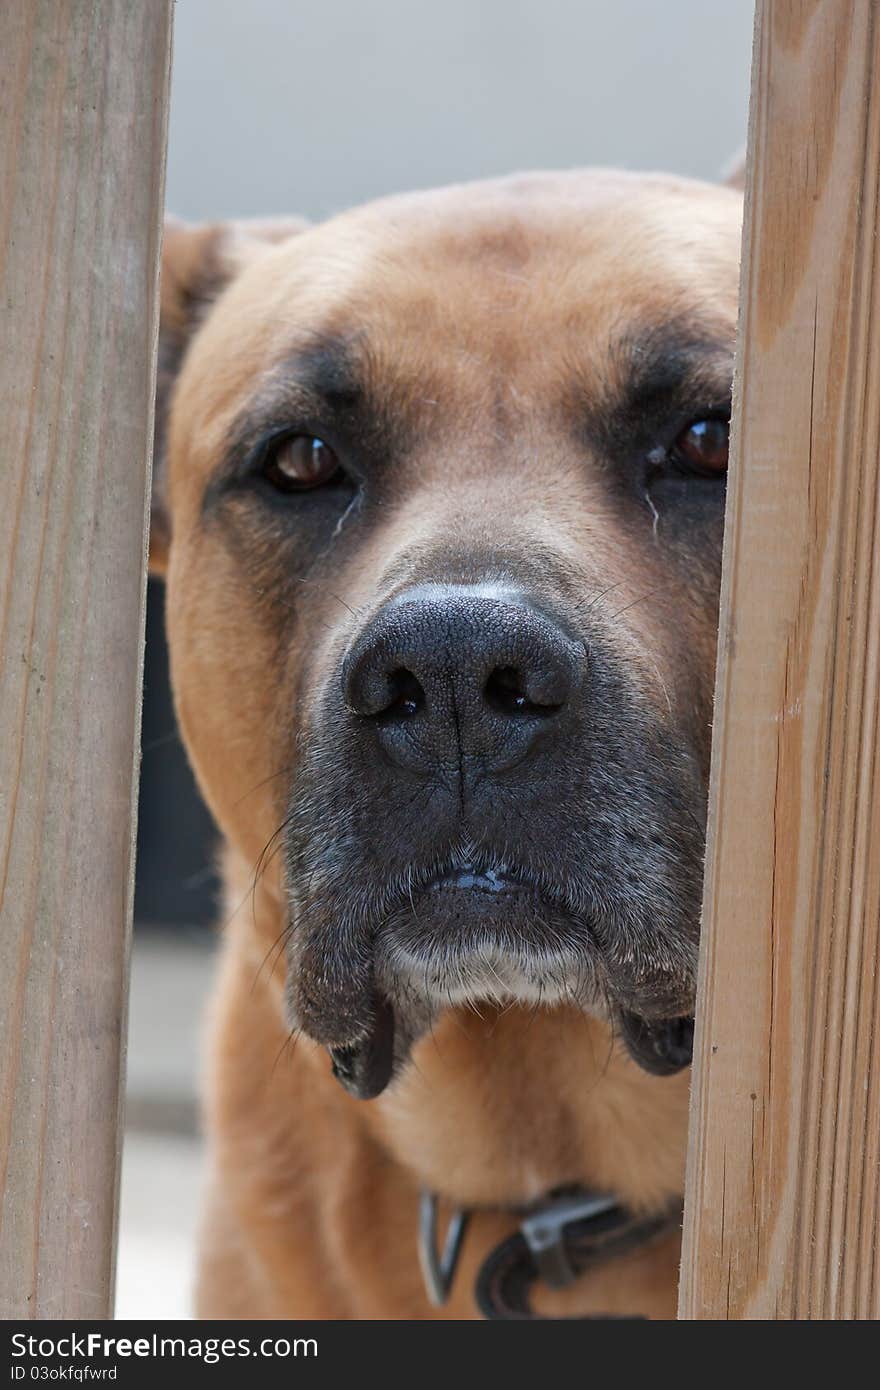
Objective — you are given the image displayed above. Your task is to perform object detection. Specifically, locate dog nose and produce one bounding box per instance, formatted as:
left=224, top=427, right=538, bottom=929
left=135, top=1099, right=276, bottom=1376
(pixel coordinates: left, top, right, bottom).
left=342, top=585, right=582, bottom=776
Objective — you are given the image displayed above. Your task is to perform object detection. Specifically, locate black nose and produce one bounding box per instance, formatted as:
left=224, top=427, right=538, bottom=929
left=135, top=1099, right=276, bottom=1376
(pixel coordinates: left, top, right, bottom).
left=342, top=585, right=583, bottom=776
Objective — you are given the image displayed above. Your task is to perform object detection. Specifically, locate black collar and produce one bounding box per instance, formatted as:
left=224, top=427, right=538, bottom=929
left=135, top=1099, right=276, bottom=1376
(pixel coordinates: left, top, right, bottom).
left=418, top=1188, right=682, bottom=1320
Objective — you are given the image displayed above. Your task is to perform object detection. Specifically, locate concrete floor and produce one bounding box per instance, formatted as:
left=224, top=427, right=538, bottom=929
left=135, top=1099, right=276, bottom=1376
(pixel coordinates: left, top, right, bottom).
left=116, top=930, right=216, bottom=1320
left=116, top=1130, right=204, bottom=1319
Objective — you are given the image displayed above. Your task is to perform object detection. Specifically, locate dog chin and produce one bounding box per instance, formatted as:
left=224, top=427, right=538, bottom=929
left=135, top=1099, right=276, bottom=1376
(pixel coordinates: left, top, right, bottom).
left=377, top=937, right=599, bottom=1012
left=286, top=864, right=697, bottom=1101
left=375, top=868, right=603, bottom=1013
left=375, top=912, right=695, bottom=1087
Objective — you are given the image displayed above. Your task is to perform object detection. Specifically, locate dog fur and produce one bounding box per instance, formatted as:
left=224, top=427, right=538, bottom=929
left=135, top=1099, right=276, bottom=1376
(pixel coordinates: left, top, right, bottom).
left=151, top=168, right=743, bottom=1318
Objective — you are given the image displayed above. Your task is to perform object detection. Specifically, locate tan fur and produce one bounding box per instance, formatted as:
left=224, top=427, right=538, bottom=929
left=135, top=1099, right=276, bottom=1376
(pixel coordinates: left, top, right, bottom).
left=155, top=170, right=742, bottom=1319
left=195, top=856, right=687, bottom=1319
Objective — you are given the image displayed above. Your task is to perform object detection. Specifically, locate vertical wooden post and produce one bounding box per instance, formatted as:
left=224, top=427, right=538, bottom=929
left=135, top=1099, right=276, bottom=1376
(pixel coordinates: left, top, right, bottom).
left=0, top=1, right=172, bottom=1318
left=680, top=0, right=880, bottom=1319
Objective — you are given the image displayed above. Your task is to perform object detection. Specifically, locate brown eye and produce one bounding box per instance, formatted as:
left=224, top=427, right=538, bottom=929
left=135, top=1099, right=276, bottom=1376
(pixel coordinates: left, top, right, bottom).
left=672, top=417, right=729, bottom=476
left=264, top=435, right=341, bottom=492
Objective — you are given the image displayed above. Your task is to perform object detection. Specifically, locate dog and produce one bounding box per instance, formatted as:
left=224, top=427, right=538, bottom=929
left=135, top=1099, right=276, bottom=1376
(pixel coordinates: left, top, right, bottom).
left=149, top=165, right=743, bottom=1318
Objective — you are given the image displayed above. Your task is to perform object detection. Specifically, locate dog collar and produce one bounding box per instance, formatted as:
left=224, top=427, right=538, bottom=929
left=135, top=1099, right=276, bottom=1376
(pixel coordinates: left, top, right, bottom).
left=418, top=1187, right=682, bottom=1320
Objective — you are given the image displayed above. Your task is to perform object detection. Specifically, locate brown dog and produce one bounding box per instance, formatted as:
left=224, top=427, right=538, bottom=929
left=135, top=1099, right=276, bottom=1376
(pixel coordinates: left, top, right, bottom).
left=150, top=168, right=742, bottom=1319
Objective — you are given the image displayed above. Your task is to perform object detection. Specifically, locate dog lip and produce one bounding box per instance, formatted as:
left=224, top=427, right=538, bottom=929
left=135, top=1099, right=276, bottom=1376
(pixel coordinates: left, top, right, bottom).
left=329, top=996, right=396, bottom=1100
left=617, top=1009, right=695, bottom=1076
left=428, top=865, right=525, bottom=893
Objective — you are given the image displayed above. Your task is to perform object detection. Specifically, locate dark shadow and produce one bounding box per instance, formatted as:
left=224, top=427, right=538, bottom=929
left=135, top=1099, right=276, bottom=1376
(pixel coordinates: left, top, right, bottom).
left=134, top=580, right=218, bottom=928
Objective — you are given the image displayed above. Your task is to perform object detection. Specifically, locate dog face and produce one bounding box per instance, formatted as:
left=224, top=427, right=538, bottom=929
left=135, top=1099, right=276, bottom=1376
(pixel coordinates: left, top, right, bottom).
left=156, top=170, right=741, bottom=1096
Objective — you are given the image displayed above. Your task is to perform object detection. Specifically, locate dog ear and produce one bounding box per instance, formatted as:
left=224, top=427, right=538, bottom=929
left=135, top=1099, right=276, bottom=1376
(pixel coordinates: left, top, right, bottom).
left=720, top=147, right=746, bottom=191
left=149, top=215, right=309, bottom=575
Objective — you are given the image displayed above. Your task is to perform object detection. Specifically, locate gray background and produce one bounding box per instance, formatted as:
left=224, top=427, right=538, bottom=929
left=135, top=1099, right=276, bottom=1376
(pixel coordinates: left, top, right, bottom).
left=165, top=0, right=754, bottom=224
left=138, top=0, right=754, bottom=926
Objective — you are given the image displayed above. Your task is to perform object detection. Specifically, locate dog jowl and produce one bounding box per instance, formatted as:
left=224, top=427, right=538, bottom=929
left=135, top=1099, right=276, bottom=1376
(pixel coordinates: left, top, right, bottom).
left=155, top=171, right=740, bottom=1105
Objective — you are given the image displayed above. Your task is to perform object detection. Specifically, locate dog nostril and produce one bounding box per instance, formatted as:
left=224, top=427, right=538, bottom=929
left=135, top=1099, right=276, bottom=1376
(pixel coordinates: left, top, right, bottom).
left=375, top=668, right=425, bottom=725
left=485, top=666, right=527, bottom=714
left=484, top=665, right=562, bottom=717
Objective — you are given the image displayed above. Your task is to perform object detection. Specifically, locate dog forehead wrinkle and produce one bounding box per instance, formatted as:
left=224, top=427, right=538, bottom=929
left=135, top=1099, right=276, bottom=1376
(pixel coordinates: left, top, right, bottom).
left=284, top=333, right=364, bottom=406
left=597, top=323, right=734, bottom=422
left=612, top=319, right=734, bottom=395
left=581, top=317, right=735, bottom=454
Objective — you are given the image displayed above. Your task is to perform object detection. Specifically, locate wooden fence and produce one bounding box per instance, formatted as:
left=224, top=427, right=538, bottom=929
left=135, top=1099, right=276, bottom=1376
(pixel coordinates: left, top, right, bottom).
left=680, top=0, right=880, bottom=1320
left=1, top=0, right=877, bottom=1322
left=0, top=0, right=172, bottom=1319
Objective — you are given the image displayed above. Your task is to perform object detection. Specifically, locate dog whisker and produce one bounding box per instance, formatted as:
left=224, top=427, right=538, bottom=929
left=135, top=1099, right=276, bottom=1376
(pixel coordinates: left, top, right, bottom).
left=231, top=765, right=293, bottom=810
left=607, top=585, right=668, bottom=622
left=270, top=1025, right=304, bottom=1079
left=252, top=919, right=295, bottom=994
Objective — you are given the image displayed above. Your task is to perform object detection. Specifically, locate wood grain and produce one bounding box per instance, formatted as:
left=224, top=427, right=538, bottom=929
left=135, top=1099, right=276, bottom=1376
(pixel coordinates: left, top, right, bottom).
left=0, top=0, right=171, bottom=1318
left=679, top=0, right=880, bottom=1320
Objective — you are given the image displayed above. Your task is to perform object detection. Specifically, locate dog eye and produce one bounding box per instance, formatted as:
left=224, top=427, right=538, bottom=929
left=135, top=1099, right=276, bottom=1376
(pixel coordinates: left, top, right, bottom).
left=671, top=418, right=729, bottom=476
left=263, top=435, right=342, bottom=492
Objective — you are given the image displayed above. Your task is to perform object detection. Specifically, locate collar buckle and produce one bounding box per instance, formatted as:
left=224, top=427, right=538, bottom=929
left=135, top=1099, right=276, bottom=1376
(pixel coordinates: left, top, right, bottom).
left=418, top=1186, right=623, bottom=1306
left=519, top=1189, right=620, bottom=1289
left=418, top=1191, right=470, bottom=1306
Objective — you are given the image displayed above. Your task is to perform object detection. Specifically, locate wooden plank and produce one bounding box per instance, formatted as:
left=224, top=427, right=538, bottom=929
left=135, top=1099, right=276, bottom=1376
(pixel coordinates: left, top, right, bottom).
left=0, top=0, right=172, bottom=1319
left=679, top=0, right=880, bottom=1320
